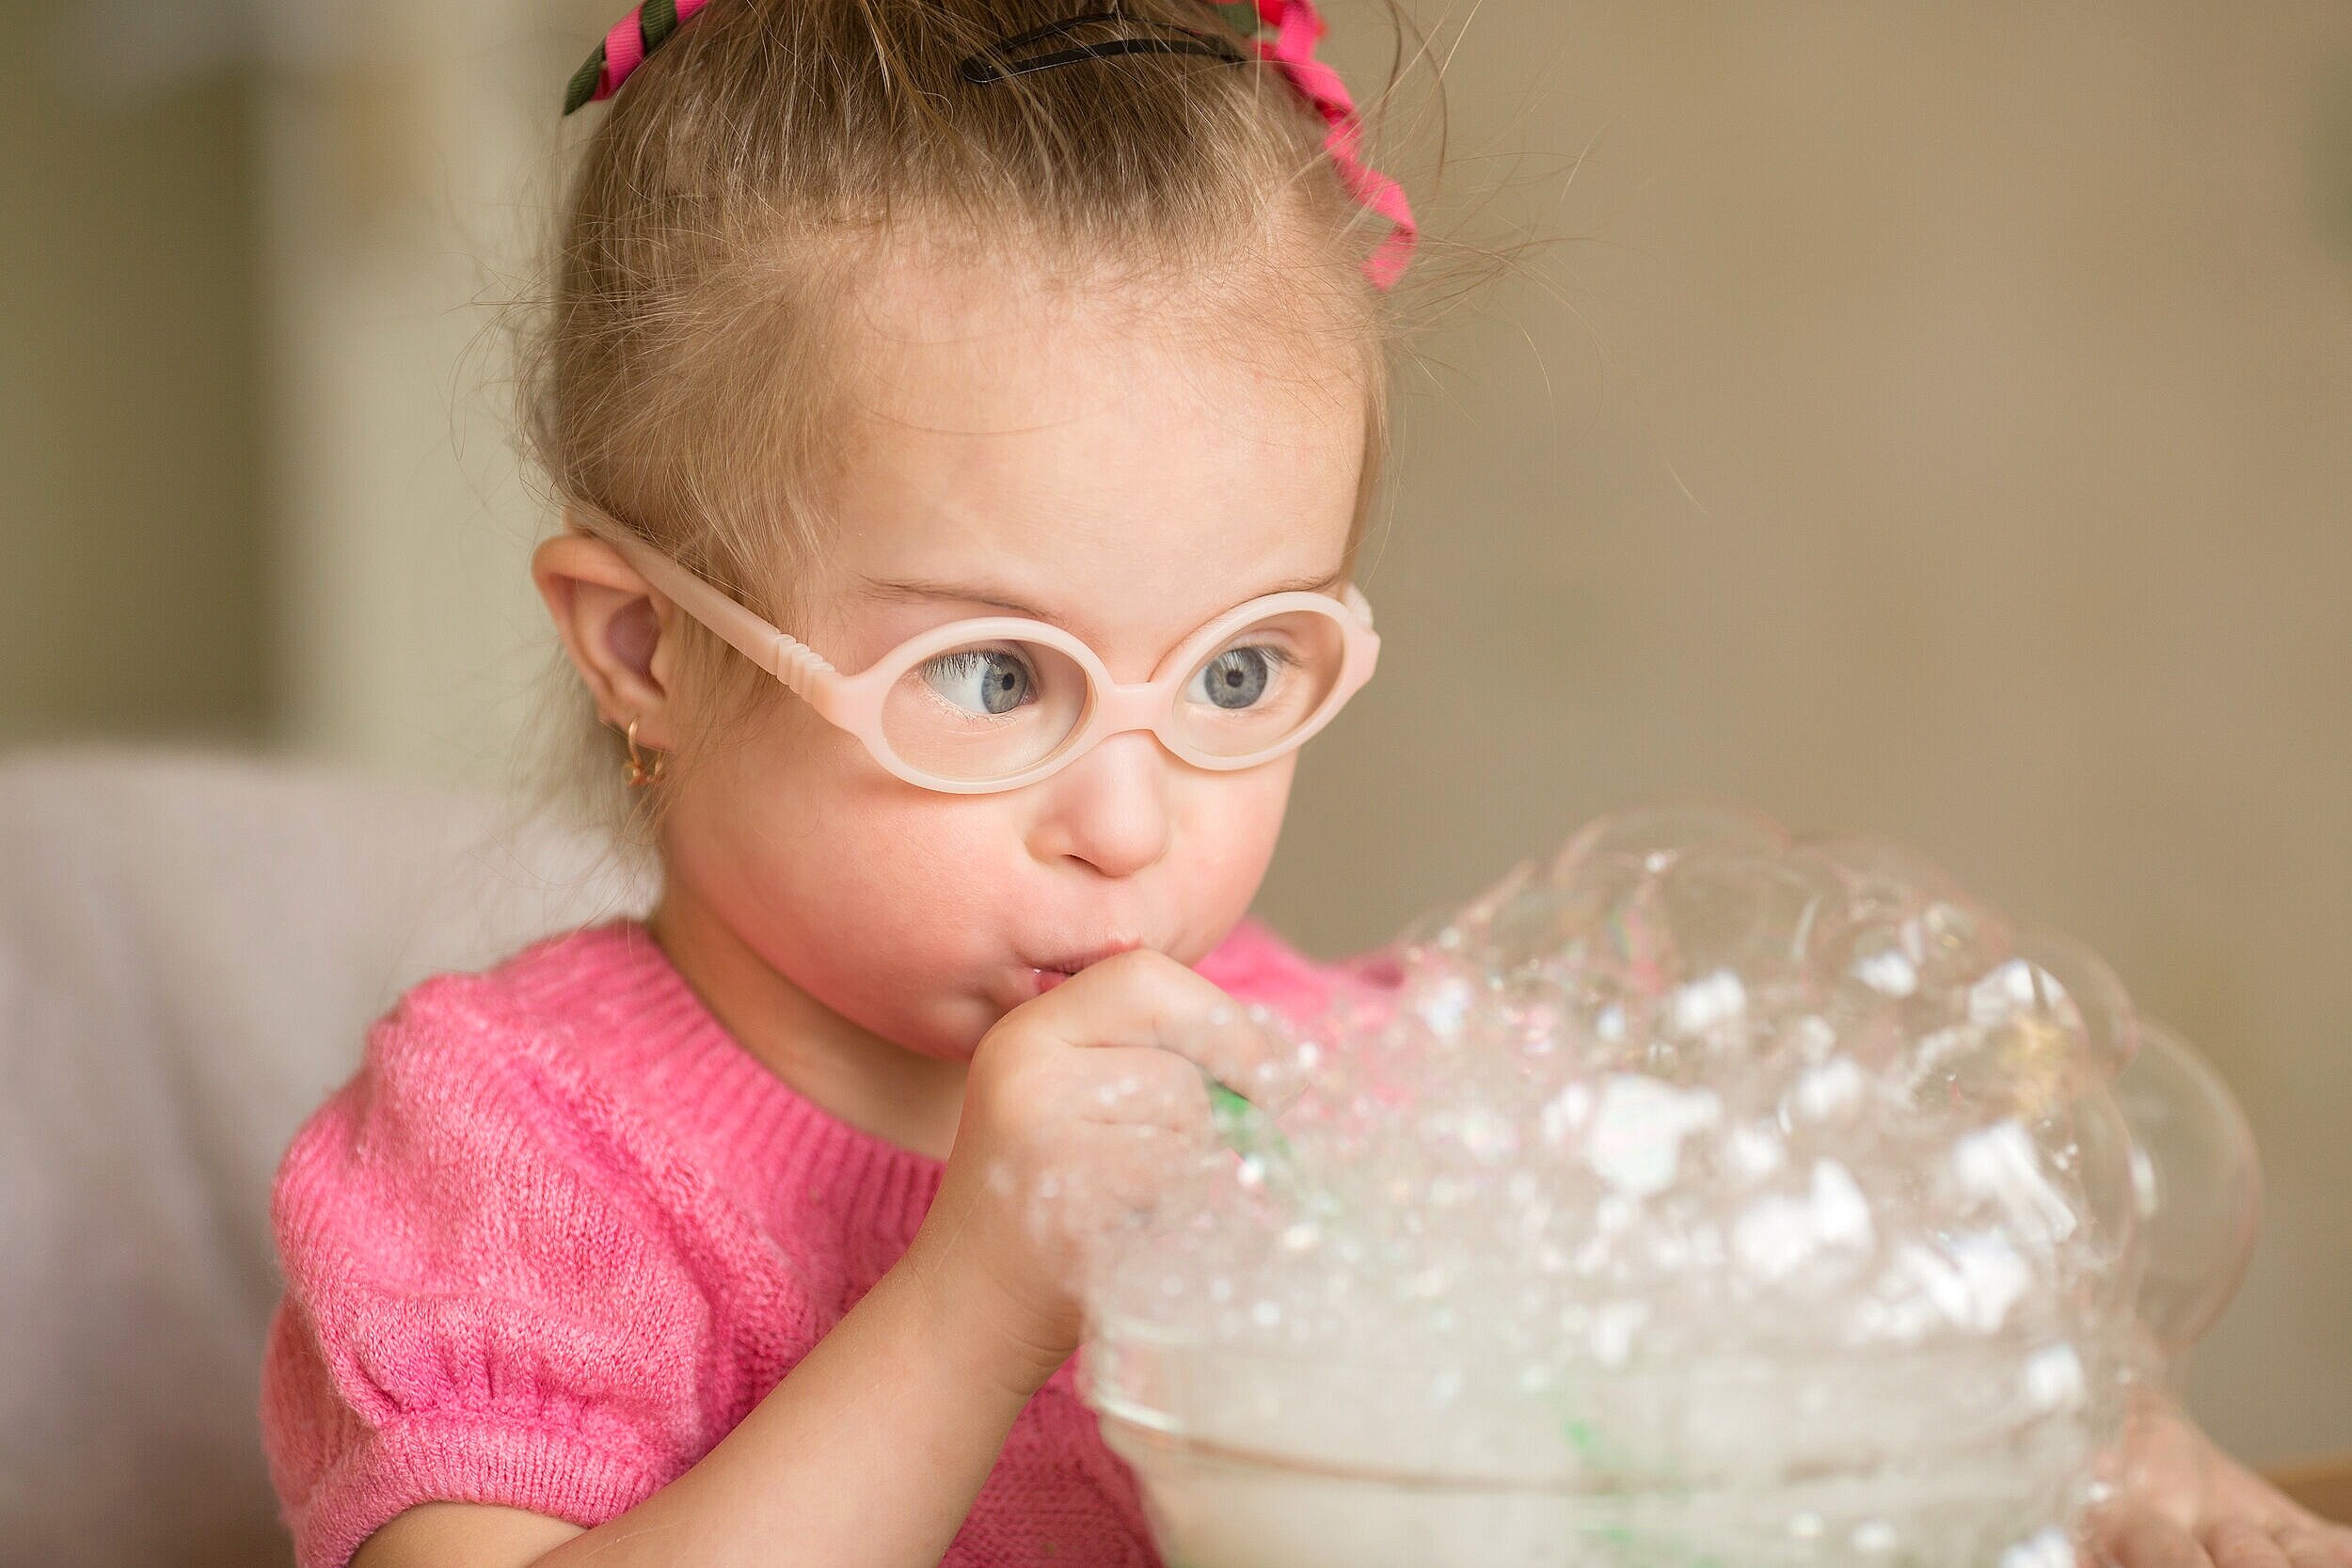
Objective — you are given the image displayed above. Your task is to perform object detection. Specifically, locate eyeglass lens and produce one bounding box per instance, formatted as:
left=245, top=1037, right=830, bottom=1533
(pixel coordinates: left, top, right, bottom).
left=877, top=609, right=1349, bottom=782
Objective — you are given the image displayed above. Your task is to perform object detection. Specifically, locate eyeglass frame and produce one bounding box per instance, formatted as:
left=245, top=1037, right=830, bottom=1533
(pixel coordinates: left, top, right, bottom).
left=577, top=512, right=1382, bottom=795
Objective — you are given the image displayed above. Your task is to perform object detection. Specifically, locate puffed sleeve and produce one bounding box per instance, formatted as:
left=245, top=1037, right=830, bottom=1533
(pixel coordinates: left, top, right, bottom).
left=1195, top=914, right=1404, bottom=1032
left=259, top=991, right=718, bottom=1568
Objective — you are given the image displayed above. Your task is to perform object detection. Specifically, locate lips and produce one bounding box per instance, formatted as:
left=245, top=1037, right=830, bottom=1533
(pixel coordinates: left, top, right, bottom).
left=1006, top=938, right=1150, bottom=1006
left=1028, top=937, right=1145, bottom=974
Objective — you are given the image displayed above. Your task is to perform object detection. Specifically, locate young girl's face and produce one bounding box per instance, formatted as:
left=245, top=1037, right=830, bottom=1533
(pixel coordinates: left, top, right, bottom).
left=654, top=249, right=1370, bottom=1064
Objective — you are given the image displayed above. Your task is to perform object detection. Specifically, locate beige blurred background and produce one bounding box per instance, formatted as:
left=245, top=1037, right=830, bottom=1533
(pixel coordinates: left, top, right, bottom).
left=5, top=0, right=2347, bottom=1473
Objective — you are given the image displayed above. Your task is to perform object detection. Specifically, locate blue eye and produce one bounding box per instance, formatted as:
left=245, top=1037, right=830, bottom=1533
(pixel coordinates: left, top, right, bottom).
left=921, top=647, right=1035, bottom=717
left=1188, top=646, right=1288, bottom=711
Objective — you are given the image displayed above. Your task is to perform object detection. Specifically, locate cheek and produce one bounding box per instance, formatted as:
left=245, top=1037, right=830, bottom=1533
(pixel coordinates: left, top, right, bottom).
left=664, top=708, right=1300, bottom=1049
left=1166, top=759, right=1299, bottom=958
left=694, top=719, right=1010, bottom=954
left=667, top=708, right=1025, bottom=1041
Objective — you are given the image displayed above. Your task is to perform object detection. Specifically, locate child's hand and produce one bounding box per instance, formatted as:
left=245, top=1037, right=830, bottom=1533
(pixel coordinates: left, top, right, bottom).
left=2089, top=1403, right=2352, bottom=1567
left=905, top=949, right=1286, bottom=1393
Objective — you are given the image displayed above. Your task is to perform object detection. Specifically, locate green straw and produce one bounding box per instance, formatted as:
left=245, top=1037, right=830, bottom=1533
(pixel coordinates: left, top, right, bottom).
left=1204, top=1076, right=1354, bottom=1230
left=1206, top=1076, right=1295, bottom=1164
left=1205, top=1078, right=1627, bottom=1477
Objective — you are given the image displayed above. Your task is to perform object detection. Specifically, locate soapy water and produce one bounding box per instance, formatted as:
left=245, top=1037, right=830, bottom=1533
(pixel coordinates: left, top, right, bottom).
left=1071, top=804, right=2261, bottom=1568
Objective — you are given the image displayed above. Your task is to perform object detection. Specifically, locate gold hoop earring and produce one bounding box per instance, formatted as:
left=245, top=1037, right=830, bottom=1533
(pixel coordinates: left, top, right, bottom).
left=623, top=717, right=667, bottom=788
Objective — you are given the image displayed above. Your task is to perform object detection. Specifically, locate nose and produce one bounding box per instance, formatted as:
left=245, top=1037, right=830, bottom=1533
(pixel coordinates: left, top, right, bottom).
left=1025, top=728, right=1174, bottom=879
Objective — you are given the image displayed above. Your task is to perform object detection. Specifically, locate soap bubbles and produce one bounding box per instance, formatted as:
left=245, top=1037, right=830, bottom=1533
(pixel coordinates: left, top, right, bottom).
left=2111, top=1020, right=2263, bottom=1356
left=1081, top=804, right=2262, bottom=1568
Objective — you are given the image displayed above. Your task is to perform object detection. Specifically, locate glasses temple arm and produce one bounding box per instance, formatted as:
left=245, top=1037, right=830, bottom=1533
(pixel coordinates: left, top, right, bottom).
left=589, top=523, right=838, bottom=697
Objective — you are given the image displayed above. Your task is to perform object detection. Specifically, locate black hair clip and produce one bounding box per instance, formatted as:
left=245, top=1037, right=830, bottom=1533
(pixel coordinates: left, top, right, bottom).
left=958, top=8, right=1250, bottom=86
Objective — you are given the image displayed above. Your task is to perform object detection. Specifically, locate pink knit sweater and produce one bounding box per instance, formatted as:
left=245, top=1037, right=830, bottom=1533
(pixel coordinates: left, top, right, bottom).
left=259, top=915, right=1391, bottom=1568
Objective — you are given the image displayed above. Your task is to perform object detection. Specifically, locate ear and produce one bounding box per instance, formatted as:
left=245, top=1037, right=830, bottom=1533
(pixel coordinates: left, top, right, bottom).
left=532, top=515, right=685, bottom=751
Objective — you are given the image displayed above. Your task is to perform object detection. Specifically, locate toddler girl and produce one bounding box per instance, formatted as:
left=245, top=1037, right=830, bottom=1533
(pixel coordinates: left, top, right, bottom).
left=262, top=2, right=1410, bottom=1564
left=257, top=3, right=2346, bottom=1566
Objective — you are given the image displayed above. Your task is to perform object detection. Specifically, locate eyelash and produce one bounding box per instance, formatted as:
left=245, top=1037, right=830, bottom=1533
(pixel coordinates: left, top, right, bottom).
left=1206, top=643, right=1296, bottom=673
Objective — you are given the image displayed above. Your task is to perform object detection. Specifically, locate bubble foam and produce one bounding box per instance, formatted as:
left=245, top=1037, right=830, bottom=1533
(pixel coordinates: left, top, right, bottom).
left=1084, top=804, right=2161, bottom=1566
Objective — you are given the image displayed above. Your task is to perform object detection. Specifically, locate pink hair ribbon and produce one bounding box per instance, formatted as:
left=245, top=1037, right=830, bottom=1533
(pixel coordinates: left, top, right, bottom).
left=1248, top=0, right=1419, bottom=290
left=564, top=0, right=714, bottom=115
left=564, top=0, right=1418, bottom=289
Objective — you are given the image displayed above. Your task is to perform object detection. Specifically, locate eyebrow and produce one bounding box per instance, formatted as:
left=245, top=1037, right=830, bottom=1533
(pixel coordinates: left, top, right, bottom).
left=853, top=568, right=1346, bottom=626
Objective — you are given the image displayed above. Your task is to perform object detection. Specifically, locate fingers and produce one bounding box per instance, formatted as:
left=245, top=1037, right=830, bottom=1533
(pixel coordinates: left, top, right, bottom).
left=1061, top=1045, right=1216, bottom=1133
left=994, top=1040, right=1221, bottom=1136
left=2202, top=1522, right=2289, bottom=1568
left=2195, top=1520, right=2352, bottom=1568
left=1031, top=949, right=1292, bottom=1102
left=2136, top=1517, right=2352, bottom=1568
left=1038, top=1122, right=1200, bottom=1217
left=1017, top=1123, right=1202, bottom=1268
left=1100, top=1121, right=1202, bottom=1201
left=2270, top=1526, right=2352, bottom=1568
left=2095, top=1508, right=2213, bottom=1568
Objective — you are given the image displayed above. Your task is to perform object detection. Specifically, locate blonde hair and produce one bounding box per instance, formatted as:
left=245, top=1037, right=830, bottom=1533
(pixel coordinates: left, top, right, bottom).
left=516, top=0, right=1445, bottom=876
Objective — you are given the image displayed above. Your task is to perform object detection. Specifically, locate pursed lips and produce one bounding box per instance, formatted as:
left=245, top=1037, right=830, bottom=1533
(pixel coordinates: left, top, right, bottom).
left=1026, top=937, right=1145, bottom=974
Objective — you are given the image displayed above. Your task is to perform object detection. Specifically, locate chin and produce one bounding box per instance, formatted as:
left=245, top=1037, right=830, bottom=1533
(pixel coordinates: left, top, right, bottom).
left=900, top=997, right=998, bottom=1062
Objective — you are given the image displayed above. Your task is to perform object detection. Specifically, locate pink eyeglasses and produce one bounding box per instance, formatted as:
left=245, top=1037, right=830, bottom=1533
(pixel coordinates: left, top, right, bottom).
left=585, top=519, right=1381, bottom=795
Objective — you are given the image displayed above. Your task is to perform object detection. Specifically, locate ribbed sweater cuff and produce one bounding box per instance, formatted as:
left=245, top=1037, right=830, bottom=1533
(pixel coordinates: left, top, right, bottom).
left=294, top=1415, right=669, bottom=1568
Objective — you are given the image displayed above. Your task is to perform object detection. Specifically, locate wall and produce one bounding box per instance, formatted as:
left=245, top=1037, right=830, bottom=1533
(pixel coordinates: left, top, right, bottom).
left=0, top=5, right=264, bottom=744
left=9, top=0, right=2347, bottom=1468
left=1262, top=0, right=2352, bottom=1464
